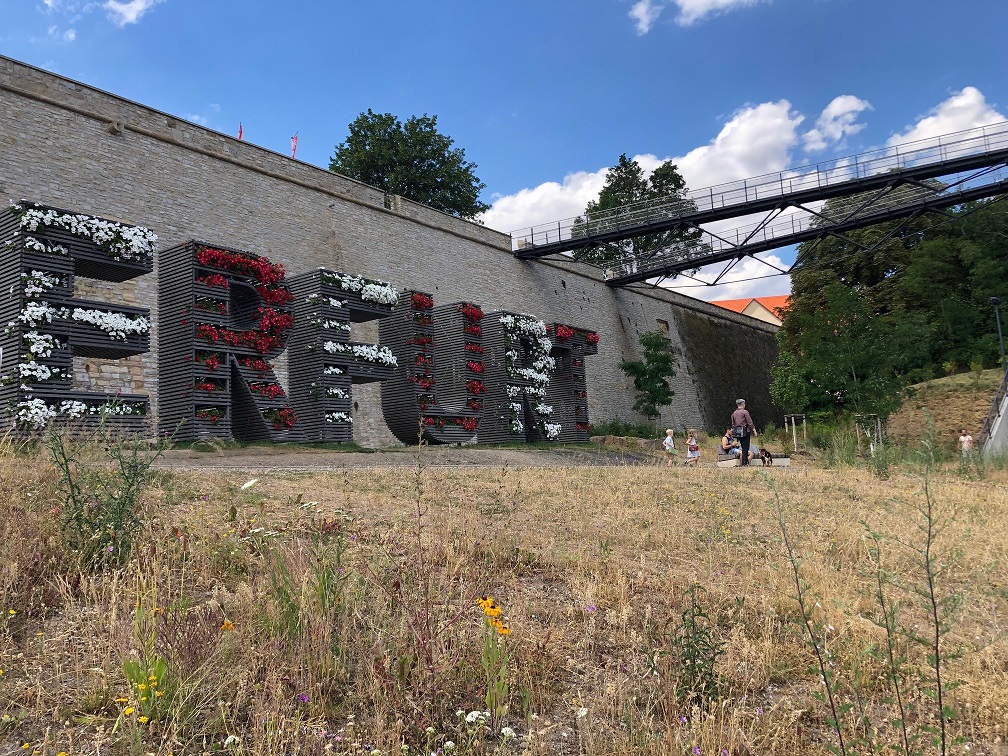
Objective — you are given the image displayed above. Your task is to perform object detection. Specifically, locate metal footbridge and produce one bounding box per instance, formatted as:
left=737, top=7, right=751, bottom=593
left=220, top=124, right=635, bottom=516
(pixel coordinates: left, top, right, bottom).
left=510, top=121, right=1008, bottom=287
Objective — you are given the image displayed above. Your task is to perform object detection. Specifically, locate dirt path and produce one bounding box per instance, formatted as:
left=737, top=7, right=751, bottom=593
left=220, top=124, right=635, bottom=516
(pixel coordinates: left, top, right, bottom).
left=153, top=443, right=658, bottom=472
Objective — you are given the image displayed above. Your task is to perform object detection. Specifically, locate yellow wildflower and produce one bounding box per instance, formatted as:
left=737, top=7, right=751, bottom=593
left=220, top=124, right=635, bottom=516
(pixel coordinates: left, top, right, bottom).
left=498, top=625, right=512, bottom=636
left=123, top=706, right=135, bottom=715
left=155, top=690, right=164, bottom=697
left=221, top=619, right=234, bottom=631
left=138, top=715, right=149, bottom=723
left=20, top=744, right=29, bottom=750
left=148, top=674, right=157, bottom=682
left=114, top=697, right=128, bottom=703
left=137, top=683, right=147, bottom=690
left=8, top=609, right=15, bottom=616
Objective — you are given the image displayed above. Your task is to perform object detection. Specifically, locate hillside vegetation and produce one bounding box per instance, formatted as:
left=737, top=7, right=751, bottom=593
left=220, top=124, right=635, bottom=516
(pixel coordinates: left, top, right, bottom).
left=888, top=367, right=1003, bottom=444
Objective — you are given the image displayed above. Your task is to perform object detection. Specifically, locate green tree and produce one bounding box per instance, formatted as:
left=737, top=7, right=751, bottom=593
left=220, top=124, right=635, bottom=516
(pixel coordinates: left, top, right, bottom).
left=776, top=194, right=1008, bottom=418
left=620, top=331, right=677, bottom=422
left=330, top=109, right=490, bottom=220
left=572, top=155, right=701, bottom=272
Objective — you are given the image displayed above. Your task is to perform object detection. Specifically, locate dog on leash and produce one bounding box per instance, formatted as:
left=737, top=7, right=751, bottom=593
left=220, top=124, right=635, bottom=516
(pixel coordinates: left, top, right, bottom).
left=760, top=448, right=774, bottom=466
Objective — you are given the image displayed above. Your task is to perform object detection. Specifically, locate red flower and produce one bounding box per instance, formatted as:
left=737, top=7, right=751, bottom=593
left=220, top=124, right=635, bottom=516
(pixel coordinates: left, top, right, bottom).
left=466, top=379, right=486, bottom=395
left=466, top=360, right=485, bottom=374
left=459, top=303, right=484, bottom=322
left=463, top=324, right=482, bottom=337
left=585, top=332, right=600, bottom=345
left=464, top=342, right=485, bottom=354
left=555, top=325, right=575, bottom=340
left=411, top=292, right=434, bottom=310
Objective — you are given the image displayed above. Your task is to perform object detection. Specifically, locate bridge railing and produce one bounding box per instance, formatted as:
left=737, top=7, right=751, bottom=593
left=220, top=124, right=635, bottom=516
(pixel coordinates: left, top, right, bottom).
left=511, top=120, right=1008, bottom=251
left=599, top=164, right=1008, bottom=279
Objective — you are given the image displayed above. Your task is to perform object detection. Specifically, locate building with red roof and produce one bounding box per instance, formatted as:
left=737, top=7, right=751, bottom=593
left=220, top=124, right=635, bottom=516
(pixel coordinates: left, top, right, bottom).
left=708, top=295, right=790, bottom=327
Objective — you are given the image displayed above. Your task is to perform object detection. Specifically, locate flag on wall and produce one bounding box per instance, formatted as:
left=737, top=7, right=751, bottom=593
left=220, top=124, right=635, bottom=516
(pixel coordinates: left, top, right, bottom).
left=291, top=132, right=299, bottom=158
left=238, top=122, right=243, bottom=140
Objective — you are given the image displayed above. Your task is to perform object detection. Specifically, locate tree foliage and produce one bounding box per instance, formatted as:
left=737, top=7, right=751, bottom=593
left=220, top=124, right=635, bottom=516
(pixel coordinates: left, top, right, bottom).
left=330, top=109, right=490, bottom=220
left=773, top=196, right=1008, bottom=417
left=620, top=331, right=677, bottom=420
left=572, top=155, right=701, bottom=272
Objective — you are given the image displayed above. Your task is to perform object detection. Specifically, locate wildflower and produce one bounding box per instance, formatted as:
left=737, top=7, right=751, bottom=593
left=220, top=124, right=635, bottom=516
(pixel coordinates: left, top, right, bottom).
left=222, top=619, right=234, bottom=631
left=424, top=726, right=436, bottom=735
left=8, top=609, right=15, bottom=616
left=138, top=715, right=149, bottom=723
left=155, top=690, right=164, bottom=697
left=123, top=707, right=135, bottom=715
left=693, top=748, right=701, bottom=755
left=0, top=669, right=4, bottom=675
left=58, top=752, right=68, bottom=756
left=114, top=696, right=128, bottom=703
left=501, top=726, right=516, bottom=739
left=137, top=683, right=147, bottom=690
left=576, top=707, right=588, bottom=719
left=443, top=742, right=455, bottom=751
left=680, top=716, right=688, bottom=725
left=148, top=674, right=157, bottom=682
left=299, top=693, right=309, bottom=704
left=20, top=744, right=29, bottom=750
left=241, top=478, right=259, bottom=491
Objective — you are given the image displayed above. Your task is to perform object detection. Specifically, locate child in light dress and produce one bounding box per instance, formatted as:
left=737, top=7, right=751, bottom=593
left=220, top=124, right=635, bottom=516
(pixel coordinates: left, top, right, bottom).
left=663, top=429, right=677, bottom=467
left=685, top=429, right=701, bottom=466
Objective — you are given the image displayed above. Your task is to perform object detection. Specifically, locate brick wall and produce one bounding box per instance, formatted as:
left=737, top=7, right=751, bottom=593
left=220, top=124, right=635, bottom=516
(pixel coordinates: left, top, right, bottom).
left=0, top=54, right=780, bottom=445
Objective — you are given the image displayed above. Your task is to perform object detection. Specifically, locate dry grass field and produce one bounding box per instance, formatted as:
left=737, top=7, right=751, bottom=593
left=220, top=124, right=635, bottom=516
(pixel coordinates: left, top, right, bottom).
left=1, top=436, right=1006, bottom=756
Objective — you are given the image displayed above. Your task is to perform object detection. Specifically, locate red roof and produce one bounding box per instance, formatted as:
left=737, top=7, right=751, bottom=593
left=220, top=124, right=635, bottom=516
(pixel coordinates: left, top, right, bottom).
left=709, top=295, right=790, bottom=317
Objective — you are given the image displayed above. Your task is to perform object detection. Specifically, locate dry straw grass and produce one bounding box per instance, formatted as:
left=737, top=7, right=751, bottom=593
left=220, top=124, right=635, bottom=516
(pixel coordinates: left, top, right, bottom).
left=0, top=440, right=1006, bottom=755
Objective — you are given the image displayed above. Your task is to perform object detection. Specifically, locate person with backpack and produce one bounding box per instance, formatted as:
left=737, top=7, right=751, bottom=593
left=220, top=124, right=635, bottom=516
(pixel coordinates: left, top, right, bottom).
left=730, top=399, right=757, bottom=466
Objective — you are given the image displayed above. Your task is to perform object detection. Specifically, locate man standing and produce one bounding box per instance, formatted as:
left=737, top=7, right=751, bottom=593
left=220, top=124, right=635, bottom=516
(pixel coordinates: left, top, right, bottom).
left=959, top=428, right=975, bottom=459
left=731, top=399, right=757, bottom=466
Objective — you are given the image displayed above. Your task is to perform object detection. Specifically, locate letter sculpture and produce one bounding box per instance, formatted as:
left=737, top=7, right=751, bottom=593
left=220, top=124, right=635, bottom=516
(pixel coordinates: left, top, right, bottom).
left=158, top=241, right=300, bottom=441
left=287, top=269, right=398, bottom=442
left=0, top=202, right=153, bottom=431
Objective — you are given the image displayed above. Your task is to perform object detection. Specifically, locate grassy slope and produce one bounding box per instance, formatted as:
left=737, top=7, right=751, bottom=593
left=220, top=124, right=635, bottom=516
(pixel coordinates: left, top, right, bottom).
left=888, top=367, right=1003, bottom=443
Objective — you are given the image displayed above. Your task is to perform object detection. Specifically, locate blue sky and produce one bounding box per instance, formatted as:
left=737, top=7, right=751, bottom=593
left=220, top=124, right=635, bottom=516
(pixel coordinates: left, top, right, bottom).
left=3, top=0, right=1007, bottom=301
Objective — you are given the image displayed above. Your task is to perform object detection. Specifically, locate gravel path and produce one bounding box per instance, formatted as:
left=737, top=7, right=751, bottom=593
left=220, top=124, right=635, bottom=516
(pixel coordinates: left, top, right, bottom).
left=152, top=443, right=658, bottom=472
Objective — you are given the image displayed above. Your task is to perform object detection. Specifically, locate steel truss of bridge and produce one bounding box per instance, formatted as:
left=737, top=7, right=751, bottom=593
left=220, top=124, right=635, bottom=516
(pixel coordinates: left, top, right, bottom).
left=510, top=122, right=1008, bottom=287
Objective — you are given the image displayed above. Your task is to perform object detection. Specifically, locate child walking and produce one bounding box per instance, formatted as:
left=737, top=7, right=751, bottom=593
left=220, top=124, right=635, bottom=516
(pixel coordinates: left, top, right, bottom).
left=685, top=429, right=701, bottom=466
left=685, top=431, right=701, bottom=467
left=663, top=428, right=677, bottom=467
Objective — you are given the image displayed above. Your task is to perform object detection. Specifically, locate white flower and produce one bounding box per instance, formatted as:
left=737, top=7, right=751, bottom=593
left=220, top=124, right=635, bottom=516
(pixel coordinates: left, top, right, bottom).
left=23, top=331, right=60, bottom=358
left=16, top=203, right=156, bottom=261
left=323, top=365, right=344, bottom=375
left=544, top=422, right=561, bottom=440
left=325, top=412, right=353, bottom=424
left=59, top=400, right=89, bottom=418
left=17, top=301, right=61, bottom=328
left=500, top=726, right=516, bottom=740
left=576, top=707, right=588, bottom=718
left=71, top=308, right=149, bottom=340
left=21, top=270, right=61, bottom=297
left=14, top=397, right=56, bottom=429
left=325, top=387, right=350, bottom=399
left=322, top=341, right=397, bottom=366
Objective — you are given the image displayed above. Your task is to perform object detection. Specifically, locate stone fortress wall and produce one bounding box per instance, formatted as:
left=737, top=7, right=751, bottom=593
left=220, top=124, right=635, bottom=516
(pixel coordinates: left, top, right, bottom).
left=0, top=55, right=780, bottom=446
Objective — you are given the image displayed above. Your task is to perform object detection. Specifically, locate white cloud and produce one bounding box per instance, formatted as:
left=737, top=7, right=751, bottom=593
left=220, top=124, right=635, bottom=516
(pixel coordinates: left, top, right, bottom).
left=629, top=0, right=664, bottom=35
left=672, top=0, right=768, bottom=26
left=103, top=0, right=163, bottom=26
left=802, top=95, right=872, bottom=152
left=668, top=252, right=792, bottom=301
left=64, top=28, right=76, bottom=40
left=887, top=87, right=1005, bottom=148
left=482, top=99, right=803, bottom=235
left=185, top=113, right=209, bottom=126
